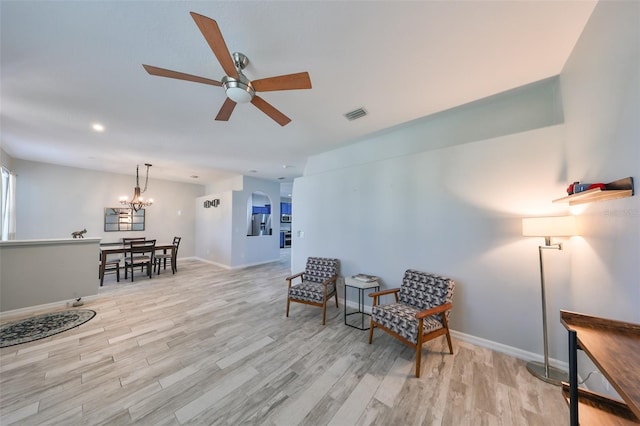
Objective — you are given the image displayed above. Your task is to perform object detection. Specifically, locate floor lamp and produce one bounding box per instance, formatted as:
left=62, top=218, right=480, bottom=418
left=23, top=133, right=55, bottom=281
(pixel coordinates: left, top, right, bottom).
left=522, top=216, right=577, bottom=385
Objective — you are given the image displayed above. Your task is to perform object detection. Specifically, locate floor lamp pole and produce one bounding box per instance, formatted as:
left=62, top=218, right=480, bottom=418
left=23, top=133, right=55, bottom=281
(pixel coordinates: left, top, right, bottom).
left=526, top=239, right=569, bottom=386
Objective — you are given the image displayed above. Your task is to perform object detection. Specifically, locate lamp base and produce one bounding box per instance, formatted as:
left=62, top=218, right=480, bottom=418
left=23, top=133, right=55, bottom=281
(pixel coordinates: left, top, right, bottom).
left=526, top=361, right=569, bottom=386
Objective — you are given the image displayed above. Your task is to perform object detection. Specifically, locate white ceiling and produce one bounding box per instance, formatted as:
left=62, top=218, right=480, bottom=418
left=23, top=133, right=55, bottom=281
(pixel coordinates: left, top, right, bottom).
left=1, top=1, right=596, bottom=194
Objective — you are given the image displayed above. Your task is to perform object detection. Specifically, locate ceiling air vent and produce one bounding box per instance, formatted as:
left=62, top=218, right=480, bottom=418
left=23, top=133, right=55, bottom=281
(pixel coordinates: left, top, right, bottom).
left=344, top=107, right=367, bottom=121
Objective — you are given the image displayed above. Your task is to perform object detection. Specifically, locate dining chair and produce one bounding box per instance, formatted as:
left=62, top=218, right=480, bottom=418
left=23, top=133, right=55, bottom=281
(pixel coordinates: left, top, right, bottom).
left=155, top=236, right=181, bottom=275
left=124, top=239, right=156, bottom=281
left=122, top=237, right=145, bottom=271
left=98, top=253, right=120, bottom=286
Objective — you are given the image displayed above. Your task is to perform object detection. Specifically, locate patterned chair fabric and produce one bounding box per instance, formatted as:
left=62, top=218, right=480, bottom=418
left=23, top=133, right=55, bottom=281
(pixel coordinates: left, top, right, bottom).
left=289, top=257, right=339, bottom=302
left=369, top=269, right=455, bottom=377
left=371, top=270, right=454, bottom=343
left=371, top=303, right=445, bottom=345
left=286, top=257, right=340, bottom=325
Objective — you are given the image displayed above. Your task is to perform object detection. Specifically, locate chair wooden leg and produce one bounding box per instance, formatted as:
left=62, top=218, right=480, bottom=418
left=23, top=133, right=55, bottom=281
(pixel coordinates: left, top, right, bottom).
left=443, top=316, right=453, bottom=354
left=415, top=318, right=424, bottom=378
left=286, top=297, right=290, bottom=318
left=368, top=321, right=375, bottom=344
left=322, top=299, right=327, bottom=325
left=115, top=265, right=120, bottom=282
left=334, top=291, right=339, bottom=307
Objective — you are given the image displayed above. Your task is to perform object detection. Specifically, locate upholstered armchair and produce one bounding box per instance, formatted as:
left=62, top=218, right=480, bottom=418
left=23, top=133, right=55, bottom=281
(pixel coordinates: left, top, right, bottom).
left=368, top=269, right=455, bottom=378
left=286, top=257, right=340, bottom=325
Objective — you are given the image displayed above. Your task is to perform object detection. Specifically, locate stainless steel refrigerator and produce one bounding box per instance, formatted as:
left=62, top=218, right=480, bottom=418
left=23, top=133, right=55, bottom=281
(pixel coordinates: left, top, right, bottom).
left=251, top=214, right=271, bottom=236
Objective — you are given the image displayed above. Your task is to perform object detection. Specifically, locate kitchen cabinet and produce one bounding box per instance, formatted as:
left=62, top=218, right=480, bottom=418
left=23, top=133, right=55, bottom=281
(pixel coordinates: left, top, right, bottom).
left=280, top=202, right=292, bottom=215
left=560, top=310, right=640, bottom=426
left=252, top=205, right=271, bottom=214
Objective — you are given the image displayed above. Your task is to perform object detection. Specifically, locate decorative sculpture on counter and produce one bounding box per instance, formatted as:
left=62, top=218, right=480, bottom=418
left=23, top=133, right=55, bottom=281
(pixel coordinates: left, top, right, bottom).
left=71, top=228, right=87, bottom=239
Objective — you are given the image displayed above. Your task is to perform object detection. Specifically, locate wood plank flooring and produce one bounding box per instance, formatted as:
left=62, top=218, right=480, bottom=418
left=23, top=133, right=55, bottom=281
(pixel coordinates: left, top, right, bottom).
left=0, top=253, right=568, bottom=425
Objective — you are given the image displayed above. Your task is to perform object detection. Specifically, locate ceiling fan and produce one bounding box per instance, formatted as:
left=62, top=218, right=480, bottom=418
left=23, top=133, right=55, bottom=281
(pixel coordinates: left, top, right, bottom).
left=142, top=12, right=312, bottom=126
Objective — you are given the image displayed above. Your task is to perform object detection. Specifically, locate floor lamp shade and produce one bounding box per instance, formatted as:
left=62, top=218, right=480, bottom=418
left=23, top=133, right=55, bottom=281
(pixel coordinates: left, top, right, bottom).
left=522, top=215, right=577, bottom=385
left=522, top=216, right=577, bottom=238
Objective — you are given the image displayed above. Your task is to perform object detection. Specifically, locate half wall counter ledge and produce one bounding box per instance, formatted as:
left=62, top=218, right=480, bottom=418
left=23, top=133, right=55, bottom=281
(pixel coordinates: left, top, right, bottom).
left=0, top=237, right=101, bottom=312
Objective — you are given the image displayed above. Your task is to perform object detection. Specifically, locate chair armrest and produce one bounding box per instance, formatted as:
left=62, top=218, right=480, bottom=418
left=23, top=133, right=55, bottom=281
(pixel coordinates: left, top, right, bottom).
left=286, top=271, right=304, bottom=281
left=368, top=288, right=400, bottom=298
left=368, top=288, right=400, bottom=306
left=321, top=275, right=338, bottom=287
left=286, top=271, right=304, bottom=288
left=415, top=302, right=452, bottom=320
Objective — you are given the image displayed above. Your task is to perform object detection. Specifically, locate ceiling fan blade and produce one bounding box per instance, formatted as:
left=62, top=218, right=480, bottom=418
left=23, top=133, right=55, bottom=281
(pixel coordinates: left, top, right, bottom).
left=215, top=98, right=237, bottom=121
left=252, top=72, right=312, bottom=92
left=190, top=12, right=238, bottom=79
left=142, top=64, right=222, bottom=86
left=251, top=96, right=291, bottom=126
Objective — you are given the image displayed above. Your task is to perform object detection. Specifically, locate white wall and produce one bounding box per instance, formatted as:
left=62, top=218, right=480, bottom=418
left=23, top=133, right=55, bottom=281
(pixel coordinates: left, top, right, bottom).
left=1, top=238, right=100, bottom=311
left=561, top=0, right=639, bottom=321
left=13, top=159, right=205, bottom=257
left=195, top=175, right=281, bottom=268
left=294, top=124, right=570, bottom=358
left=292, top=1, right=638, bottom=374
left=195, top=190, right=233, bottom=266
left=559, top=0, right=640, bottom=393
left=231, top=176, right=281, bottom=267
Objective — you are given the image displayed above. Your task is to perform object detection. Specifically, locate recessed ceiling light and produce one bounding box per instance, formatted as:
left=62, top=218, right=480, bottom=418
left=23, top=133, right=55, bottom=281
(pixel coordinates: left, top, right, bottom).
left=92, top=123, right=105, bottom=132
left=282, top=165, right=294, bottom=169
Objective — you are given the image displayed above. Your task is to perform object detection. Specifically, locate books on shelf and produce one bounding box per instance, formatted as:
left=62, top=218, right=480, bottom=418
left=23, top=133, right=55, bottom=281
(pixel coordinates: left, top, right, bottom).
left=352, top=273, right=377, bottom=282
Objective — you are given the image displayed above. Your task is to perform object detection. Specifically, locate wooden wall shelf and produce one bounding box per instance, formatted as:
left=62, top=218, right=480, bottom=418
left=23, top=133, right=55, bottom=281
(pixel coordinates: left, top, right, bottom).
left=561, top=310, right=640, bottom=425
left=553, top=177, right=634, bottom=206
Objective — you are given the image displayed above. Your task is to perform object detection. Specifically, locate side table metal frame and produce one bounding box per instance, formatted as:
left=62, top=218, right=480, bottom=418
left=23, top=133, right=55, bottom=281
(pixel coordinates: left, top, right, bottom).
left=344, top=277, right=379, bottom=330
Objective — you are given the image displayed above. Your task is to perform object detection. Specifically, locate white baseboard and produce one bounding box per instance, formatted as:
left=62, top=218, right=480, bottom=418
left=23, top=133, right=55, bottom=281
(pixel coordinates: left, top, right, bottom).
left=0, top=294, right=102, bottom=319
left=192, top=257, right=280, bottom=270
left=449, top=329, right=569, bottom=371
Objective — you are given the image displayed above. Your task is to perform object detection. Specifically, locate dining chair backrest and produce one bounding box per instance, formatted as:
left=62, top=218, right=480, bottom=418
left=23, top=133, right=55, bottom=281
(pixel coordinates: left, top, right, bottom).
left=172, top=236, right=181, bottom=253
left=123, top=237, right=145, bottom=245
left=129, top=239, right=156, bottom=257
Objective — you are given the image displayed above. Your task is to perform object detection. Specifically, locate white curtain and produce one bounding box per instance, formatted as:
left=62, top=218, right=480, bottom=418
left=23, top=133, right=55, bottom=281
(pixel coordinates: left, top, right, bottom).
left=1, top=166, right=16, bottom=240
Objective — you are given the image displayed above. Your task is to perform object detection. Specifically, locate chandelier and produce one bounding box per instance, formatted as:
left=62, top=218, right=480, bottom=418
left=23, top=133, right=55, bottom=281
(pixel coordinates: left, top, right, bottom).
left=120, top=163, right=153, bottom=212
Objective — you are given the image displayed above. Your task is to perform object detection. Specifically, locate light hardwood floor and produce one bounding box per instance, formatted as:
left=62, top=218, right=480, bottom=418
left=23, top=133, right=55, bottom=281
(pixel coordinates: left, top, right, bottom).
left=0, top=253, right=568, bottom=425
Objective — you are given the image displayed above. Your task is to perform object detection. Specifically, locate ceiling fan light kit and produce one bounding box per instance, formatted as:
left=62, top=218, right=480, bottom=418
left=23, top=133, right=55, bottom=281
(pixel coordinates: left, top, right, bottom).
left=222, top=72, right=254, bottom=104
left=142, top=12, right=312, bottom=126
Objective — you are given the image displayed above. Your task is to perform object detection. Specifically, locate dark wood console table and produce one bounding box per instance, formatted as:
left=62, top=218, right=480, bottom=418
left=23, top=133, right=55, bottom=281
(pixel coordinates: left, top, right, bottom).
left=560, top=310, right=640, bottom=425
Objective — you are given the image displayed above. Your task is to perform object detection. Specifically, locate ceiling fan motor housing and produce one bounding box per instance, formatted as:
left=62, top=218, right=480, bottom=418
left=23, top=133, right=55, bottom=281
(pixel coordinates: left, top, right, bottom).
left=222, top=53, right=253, bottom=103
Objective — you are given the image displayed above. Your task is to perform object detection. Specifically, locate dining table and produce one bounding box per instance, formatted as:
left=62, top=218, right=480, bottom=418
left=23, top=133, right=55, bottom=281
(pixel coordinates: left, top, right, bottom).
left=99, top=242, right=175, bottom=286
